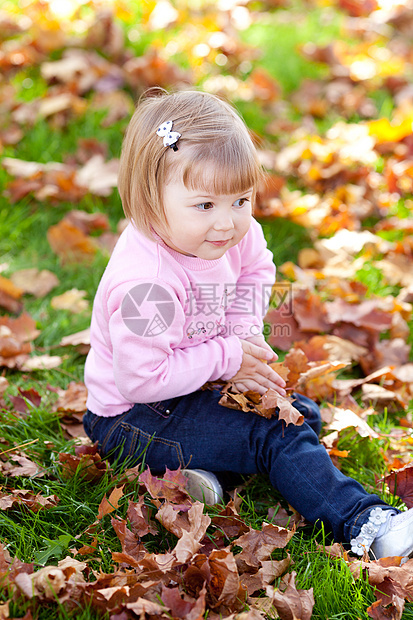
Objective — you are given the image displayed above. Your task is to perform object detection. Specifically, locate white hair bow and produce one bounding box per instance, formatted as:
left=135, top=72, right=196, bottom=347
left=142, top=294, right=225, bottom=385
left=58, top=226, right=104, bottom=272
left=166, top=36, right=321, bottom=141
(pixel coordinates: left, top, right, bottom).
left=156, top=120, right=181, bottom=151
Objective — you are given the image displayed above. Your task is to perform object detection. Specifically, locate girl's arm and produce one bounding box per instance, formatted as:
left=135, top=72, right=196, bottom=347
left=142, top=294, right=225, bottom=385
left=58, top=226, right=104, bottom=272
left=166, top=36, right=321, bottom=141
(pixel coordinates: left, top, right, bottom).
left=225, top=218, right=276, bottom=340
left=106, top=281, right=245, bottom=403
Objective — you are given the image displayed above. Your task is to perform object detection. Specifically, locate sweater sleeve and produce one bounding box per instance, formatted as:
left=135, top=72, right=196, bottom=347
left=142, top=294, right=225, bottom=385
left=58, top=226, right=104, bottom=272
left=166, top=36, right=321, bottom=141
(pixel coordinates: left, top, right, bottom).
left=107, top=280, right=243, bottom=403
left=225, top=218, right=276, bottom=339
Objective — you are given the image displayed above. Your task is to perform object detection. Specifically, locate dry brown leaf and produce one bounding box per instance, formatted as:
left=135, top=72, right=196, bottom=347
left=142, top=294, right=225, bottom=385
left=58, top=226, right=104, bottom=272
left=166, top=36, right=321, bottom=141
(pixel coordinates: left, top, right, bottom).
left=97, top=486, right=124, bottom=520
left=58, top=445, right=109, bottom=482
left=257, top=389, right=304, bottom=426
left=111, top=516, right=145, bottom=564
left=47, top=220, right=97, bottom=263
left=54, top=381, right=87, bottom=414
left=20, top=355, right=62, bottom=371
left=127, top=495, right=158, bottom=538
left=0, top=489, right=59, bottom=512
left=267, top=571, right=314, bottom=620
left=175, top=529, right=203, bottom=563
left=160, top=583, right=206, bottom=620
left=156, top=500, right=211, bottom=542
left=241, top=556, right=291, bottom=595
left=381, top=463, right=413, bottom=509
left=139, top=466, right=191, bottom=507
left=0, top=455, right=46, bottom=478
left=51, top=289, right=89, bottom=314
left=59, top=328, right=90, bottom=354
left=233, top=524, right=295, bottom=569
left=10, top=268, right=59, bottom=297
left=325, top=405, right=379, bottom=439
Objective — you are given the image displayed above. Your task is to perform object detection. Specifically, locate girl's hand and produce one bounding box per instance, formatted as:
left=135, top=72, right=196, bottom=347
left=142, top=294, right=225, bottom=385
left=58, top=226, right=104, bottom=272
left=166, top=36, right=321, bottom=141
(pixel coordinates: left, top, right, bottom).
left=230, top=339, right=287, bottom=396
left=244, top=334, right=277, bottom=360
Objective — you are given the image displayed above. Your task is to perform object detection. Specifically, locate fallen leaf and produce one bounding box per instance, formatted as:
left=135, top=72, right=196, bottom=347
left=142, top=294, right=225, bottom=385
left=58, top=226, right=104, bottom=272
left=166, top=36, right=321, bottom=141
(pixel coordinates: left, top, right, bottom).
left=54, top=382, right=87, bottom=414
left=233, top=524, right=295, bottom=569
left=51, top=289, right=89, bottom=313
left=97, top=486, right=124, bottom=519
left=10, top=268, right=59, bottom=297
left=267, top=571, right=314, bottom=620
left=257, top=390, right=304, bottom=426
left=20, top=355, right=62, bottom=371
left=381, top=463, right=413, bottom=508
left=47, top=220, right=97, bottom=263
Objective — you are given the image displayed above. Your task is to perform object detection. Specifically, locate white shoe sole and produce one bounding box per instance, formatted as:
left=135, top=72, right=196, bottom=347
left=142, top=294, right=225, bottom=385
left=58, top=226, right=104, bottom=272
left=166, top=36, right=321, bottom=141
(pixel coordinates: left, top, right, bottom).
left=182, top=469, right=223, bottom=505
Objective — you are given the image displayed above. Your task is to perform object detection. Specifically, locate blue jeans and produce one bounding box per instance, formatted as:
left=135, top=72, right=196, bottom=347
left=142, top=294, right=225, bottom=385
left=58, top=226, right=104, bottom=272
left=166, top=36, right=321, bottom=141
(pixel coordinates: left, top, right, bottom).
left=83, top=390, right=390, bottom=543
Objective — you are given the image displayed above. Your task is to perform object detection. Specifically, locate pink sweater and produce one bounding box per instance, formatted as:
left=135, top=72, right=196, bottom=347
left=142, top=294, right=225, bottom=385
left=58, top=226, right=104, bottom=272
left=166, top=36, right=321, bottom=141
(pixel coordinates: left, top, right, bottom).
left=85, top=218, right=276, bottom=417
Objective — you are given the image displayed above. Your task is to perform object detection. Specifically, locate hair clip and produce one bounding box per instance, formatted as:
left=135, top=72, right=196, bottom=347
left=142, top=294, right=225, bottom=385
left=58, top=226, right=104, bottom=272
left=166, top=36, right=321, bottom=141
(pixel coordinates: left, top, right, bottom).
left=156, top=120, right=181, bottom=152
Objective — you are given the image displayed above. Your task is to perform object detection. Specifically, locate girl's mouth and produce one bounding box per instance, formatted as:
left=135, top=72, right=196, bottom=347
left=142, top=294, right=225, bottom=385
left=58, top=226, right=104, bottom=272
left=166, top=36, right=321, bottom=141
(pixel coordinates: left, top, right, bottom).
left=207, top=239, right=231, bottom=246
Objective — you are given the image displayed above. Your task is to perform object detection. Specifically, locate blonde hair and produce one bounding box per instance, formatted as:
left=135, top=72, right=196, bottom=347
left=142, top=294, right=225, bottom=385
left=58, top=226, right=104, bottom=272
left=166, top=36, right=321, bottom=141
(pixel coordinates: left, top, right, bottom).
left=118, top=90, right=263, bottom=238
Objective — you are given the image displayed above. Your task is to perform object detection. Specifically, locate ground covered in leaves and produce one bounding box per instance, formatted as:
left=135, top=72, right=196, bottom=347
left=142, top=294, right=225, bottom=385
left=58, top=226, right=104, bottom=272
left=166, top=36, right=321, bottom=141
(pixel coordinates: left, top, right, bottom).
left=2, top=0, right=413, bottom=618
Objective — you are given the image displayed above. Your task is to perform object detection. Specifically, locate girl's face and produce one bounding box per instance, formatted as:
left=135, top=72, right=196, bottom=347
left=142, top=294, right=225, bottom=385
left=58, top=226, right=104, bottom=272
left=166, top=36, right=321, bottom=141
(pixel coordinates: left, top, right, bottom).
left=159, top=176, right=253, bottom=260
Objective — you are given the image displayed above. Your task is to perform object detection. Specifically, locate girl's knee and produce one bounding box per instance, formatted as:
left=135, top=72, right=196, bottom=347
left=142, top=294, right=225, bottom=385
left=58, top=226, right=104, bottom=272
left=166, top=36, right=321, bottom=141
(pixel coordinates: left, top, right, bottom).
left=291, top=392, right=322, bottom=436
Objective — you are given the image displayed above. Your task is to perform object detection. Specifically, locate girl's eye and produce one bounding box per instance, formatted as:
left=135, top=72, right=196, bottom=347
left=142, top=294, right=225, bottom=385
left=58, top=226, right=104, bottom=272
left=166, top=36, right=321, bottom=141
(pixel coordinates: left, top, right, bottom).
left=196, top=202, right=213, bottom=210
left=234, top=198, right=250, bottom=208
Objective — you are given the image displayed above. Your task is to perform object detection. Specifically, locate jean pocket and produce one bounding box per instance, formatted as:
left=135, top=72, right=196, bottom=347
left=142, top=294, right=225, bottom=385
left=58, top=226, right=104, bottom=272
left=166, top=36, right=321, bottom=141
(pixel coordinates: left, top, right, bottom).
left=100, top=421, right=185, bottom=470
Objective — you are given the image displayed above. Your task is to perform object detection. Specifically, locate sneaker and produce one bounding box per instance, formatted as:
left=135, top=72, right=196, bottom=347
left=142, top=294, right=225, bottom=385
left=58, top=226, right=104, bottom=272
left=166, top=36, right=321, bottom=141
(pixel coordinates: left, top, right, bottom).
left=182, top=469, right=224, bottom=505
left=370, top=508, right=413, bottom=562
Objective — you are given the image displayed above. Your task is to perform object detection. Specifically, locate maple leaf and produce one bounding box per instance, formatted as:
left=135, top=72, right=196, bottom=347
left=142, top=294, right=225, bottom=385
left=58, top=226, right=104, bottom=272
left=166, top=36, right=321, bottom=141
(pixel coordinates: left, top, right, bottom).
left=0, top=274, right=23, bottom=313
left=127, top=496, right=158, bottom=538
left=139, top=466, right=192, bottom=507
left=58, top=448, right=109, bottom=482
left=8, top=387, right=41, bottom=415
left=111, top=516, right=145, bottom=565
left=0, top=489, right=59, bottom=512
left=211, top=502, right=250, bottom=540
left=59, top=328, right=90, bottom=353
left=198, top=548, right=246, bottom=610
left=325, top=405, right=379, bottom=439
left=156, top=500, right=211, bottom=542
left=233, top=524, right=295, bottom=569
left=267, top=571, right=314, bottom=620
left=10, top=268, right=59, bottom=298
left=1, top=454, right=46, bottom=478
left=53, top=381, right=87, bottom=415
left=51, top=288, right=89, bottom=314
left=47, top=220, right=97, bottom=264
left=381, top=463, right=413, bottom=509
left=160, top=583, right=207, bottom=620
left=0, top=313, right=39, bottom=369
left=97, top=486, right=124, bottom=520
left=241, top=556, right=292, bottom=596
left=257, top=389, right=304, bottom=426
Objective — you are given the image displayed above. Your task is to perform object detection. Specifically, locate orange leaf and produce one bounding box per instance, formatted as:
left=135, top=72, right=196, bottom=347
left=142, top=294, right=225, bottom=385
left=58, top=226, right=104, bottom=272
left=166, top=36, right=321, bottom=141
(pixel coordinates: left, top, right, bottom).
left=97, top=486, right=124, bottom=519
left=47, top=220, right=97, bottom=263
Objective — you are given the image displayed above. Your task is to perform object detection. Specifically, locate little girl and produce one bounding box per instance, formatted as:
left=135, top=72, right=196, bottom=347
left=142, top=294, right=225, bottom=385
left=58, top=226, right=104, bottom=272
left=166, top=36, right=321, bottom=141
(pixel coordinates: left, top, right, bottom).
left=84, top=89, right=413, bottom=562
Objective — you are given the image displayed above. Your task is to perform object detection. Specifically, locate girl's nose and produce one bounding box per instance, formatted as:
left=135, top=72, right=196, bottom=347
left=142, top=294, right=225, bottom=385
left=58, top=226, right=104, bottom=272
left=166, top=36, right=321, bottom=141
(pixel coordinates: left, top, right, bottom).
left=214, top=213, right=235, bottom=231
